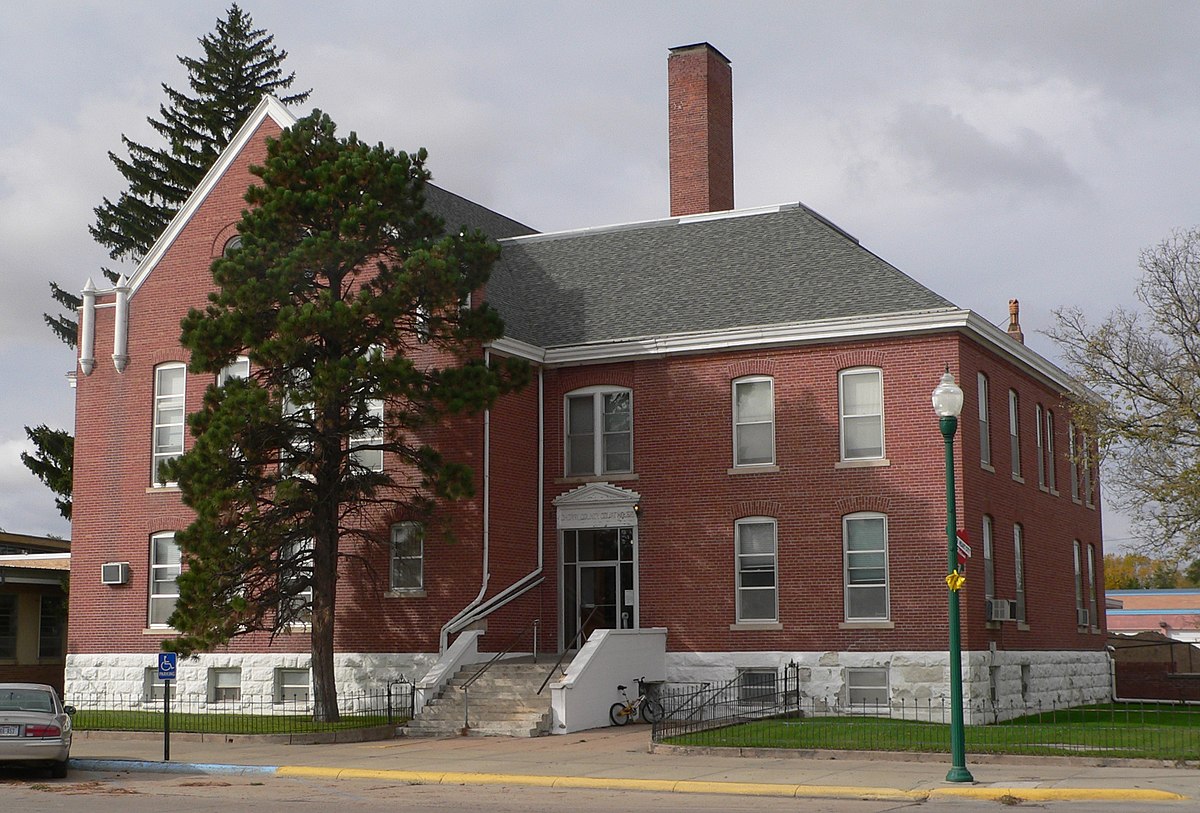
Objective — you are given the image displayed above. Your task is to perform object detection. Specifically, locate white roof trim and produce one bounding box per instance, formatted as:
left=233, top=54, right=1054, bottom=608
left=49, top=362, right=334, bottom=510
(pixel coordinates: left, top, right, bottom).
left=126, top=95, right=298, bottom=298
left=492, top=308, right=1082, bottom=395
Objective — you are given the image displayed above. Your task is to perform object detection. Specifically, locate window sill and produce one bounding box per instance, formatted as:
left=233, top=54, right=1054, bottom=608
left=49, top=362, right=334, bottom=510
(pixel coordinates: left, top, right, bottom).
left=1049, top=488, right=1060, bottom=497
left=729, top=622, right=782, bottom=631
left=1038, top=485, right=1049, bottom=493
left=386, top=589, right=426, bottom=598
left=1016, top=622, right=1031, bottom=631
left=556, top=473, right=639, bottom=485
left=834, top=458, right=890, bottom=470
left=839, top=621, right=894, bottom=630
left=980, top=463, right=995, bottom=473
left=146, top=485, right=180, bottom=493
left=1011, top=474, right=1025, bottom=484
left=1072, top=497, right=1082, bottom=505
left=727, top=464, right=780, bottom=475
left=1085, top=502, right=1096, bottom=510
left=143, top=627, right=177, bottom=635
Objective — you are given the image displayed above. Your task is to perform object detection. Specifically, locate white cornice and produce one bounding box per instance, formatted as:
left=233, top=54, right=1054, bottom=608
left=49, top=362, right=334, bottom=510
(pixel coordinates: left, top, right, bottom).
left=126, top=95, right=297, bottom=299
left=491, top=308, right=1084, bottom=396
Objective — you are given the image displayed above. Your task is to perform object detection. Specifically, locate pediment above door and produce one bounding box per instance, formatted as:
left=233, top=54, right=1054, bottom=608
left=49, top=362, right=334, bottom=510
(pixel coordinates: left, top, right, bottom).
left=554, top=482, right=641, bottom=529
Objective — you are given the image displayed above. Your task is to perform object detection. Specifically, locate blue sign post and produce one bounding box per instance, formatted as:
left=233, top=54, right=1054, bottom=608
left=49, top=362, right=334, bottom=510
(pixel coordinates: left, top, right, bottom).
left=157, top=653, right=176, bottom=761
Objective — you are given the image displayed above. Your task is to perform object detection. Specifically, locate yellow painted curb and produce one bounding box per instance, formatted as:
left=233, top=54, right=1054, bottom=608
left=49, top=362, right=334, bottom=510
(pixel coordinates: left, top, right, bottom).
left=930, top=787, right=1187, bottom=802
left=275, top=766, right=1187, bottom=803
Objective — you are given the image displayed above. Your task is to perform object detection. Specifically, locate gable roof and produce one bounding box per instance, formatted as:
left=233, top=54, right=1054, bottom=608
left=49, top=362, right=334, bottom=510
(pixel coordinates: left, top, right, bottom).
left=124, top=96, right=533, bottom=299
left=487, top=203, right=955, bottom=349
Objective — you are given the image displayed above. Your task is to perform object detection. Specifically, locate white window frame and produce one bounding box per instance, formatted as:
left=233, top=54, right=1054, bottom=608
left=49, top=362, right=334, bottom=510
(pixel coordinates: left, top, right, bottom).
left=148, top=532, right=181, bottom=629
left=843, top=512, right=889, bottom=621
left=732, top=376, right=775, bottom=467
left=217, top=355, right=250, bottom=386
left=208, top=667, right=242, bottom=703
left=274, top=668, right=310, bottom=704
left=280, top=539, right=313, bottom=625
left=350, top=398, right=385, bottom=472
left=1013, top=524, right=1026, bottom=623
left=845, top=667, right=889, bottom=708
left=564, top=386, right=633, bottom=477
left=977, top=372, right=991, bottom=468
left=839, top=367, right=884, bottom=461
left=1073, top=540, right=1084, bottom=623
left=1045, top=409, right=1057, bottom=492
left=982, top=514, right=995, bottom=601
left=734, top=517, right=778, bottom=623
left=1068, top=423, right=1080, bottom=501
left=152, top=362, right=186, bottom=486
left=1008, top=389, right=1021, bottom=479
left=1035, top=403, right=1046, bottom=488
left=1087, top=543, right=1098, bottom=629
left=390, top=521, right=424, bottom=591
left=143, top=667, right=177, bottom=702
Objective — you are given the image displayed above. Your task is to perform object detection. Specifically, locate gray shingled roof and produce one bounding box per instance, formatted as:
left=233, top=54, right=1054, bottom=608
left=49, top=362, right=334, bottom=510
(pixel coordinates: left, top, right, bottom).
left=426, top=184, right=536, bottom=240
left=487, top=203, right=956, bottom=348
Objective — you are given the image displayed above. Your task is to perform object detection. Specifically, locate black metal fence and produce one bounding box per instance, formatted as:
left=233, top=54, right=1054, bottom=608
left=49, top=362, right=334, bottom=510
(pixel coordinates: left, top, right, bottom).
left=67, top=684, right=413, bottom=735
left=651, top=673, right=1200, bottom=761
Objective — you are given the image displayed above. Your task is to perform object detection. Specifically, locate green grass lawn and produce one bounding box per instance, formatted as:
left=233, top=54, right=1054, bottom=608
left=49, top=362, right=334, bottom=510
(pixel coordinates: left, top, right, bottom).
left=71, top=708, right=396, bottom=735
left=662, top=703, right=1200, bottom=761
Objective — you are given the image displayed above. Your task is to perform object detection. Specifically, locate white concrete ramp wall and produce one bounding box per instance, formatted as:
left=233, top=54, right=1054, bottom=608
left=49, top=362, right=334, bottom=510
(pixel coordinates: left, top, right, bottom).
left=549, top=628, right=666, bottom=734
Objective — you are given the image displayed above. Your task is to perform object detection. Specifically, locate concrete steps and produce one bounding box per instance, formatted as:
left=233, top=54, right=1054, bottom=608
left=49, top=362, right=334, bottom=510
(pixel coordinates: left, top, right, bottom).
left=405, top=659, right=560, bottom=738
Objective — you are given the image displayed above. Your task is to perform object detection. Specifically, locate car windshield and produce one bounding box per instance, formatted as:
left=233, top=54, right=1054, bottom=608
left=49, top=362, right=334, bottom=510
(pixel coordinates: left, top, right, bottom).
left=0, top=689, right=54, bottom=713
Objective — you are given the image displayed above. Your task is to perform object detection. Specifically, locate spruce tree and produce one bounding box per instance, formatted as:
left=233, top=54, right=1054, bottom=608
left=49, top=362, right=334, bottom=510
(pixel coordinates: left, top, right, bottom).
left=29, top=4, right=309, bottom=520
left=167, top=112, right=528, bottom=721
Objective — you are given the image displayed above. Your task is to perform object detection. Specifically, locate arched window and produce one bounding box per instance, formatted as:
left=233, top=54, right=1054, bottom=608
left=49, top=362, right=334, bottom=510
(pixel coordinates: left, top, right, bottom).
left=732, top=376, right=774, bottom=466
left=839, top=367, right=884, bottom=460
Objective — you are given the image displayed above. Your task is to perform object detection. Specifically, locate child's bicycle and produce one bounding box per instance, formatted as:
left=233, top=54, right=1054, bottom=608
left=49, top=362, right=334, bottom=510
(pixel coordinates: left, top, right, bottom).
left=609, top=676, right=665, bottom=725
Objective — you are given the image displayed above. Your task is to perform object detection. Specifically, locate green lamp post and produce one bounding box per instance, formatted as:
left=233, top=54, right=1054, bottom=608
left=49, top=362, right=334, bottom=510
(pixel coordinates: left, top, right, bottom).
left=932, top=369, right=974, bottom=784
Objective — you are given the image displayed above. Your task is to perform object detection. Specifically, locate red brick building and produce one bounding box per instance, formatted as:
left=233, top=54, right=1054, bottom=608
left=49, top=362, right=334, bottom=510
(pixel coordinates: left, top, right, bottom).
left=65, top=44, right=1108, bottom=722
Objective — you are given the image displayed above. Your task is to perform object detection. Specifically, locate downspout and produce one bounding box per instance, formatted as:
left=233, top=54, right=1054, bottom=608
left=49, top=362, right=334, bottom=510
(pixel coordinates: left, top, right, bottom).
left=443, top=364, right=546, bottom=635
left=439, top=348, right=492, bottom=651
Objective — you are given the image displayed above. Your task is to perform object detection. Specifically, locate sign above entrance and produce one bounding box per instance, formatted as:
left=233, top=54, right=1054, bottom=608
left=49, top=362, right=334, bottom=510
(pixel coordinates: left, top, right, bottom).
left=554, top=482, right=642, bottom=529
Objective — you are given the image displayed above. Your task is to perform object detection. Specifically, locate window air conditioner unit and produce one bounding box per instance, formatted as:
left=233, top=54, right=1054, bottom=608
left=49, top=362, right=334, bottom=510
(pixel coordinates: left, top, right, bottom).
left=1077, top=608, right=1090, bottom=627
left=985, top=598, right=1016, bottom=622
left=101, top=562, right=130, bottom=585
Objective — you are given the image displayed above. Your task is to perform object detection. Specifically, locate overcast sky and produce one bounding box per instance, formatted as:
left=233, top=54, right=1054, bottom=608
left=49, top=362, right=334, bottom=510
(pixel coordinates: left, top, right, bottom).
left=3, top=1, right=1198, bottom=547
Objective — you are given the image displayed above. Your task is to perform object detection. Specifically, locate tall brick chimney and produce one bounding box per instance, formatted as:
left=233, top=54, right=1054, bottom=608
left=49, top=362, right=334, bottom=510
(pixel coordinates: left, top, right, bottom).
left=668, top=42, right=734, bottom=217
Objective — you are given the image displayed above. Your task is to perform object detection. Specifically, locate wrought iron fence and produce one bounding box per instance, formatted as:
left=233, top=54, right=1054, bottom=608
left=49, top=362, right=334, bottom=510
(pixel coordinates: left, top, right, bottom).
left=66, top=684, right=413, bottom=735
left=651, top=673, right=1200, bottom=761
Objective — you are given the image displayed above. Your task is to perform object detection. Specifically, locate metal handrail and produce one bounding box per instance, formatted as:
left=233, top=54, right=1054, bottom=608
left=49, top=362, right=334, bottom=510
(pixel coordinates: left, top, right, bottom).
left=460, top=618, right=539, bottom=731
left=537, top=605, right=602, bottom=695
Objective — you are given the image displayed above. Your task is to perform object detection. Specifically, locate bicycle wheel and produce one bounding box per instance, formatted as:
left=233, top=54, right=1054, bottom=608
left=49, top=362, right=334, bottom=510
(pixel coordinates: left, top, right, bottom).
left=640, top=698, right=665, bottom=724
left=609, top=702, right=632, bottom=726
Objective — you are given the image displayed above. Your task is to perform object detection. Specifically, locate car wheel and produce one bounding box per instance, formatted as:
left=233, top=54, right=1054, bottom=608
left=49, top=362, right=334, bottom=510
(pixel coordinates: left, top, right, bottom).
left=50, top=759, right=68, bottom=779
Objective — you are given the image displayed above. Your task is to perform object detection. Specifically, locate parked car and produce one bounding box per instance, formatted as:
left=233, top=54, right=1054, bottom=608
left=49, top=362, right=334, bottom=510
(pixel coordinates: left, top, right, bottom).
left=0, top=683, right=73, bottom=778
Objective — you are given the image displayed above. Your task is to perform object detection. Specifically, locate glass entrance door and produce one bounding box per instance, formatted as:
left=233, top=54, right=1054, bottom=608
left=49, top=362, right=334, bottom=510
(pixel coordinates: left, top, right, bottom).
left=562, top=527, right=635, bottom=648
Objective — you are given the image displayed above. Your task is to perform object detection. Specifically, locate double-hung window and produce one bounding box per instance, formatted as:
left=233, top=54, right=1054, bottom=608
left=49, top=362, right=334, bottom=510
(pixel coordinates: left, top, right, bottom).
left=1008, top=390, right=1021, bottom=479
left=977, top=373, right=991, bottom=467
left=735, top=518, right=777, bottom=622
left=1013, top=524, right=1026, bottom=623
left=280, top=539, right=313, bottom=624
left=732, top=376, right=774, bottom=466
left=1035, top=404, right=1046, bottom=488
left=149, top=532, right=181, bottom=627
left=350, top=398, right=385, bottom=472
left=217, top=356, right=250, bottom=386
left=1045, top=409, right=1057, bottom=491
left=839, top=368, right=884, bottom=461
left=390, top=522, right=424, bottom=591
left=152, top=363, right=186, bottom=485
left=1086, top=543, right=1098, bottom=628
left=1073, top=540, right=1084, bottom=624
left=844, top=512, right=889, bottom=620
left=565, top=387, right=632, bottom=476
left=982, top=515, right=995, bottom=601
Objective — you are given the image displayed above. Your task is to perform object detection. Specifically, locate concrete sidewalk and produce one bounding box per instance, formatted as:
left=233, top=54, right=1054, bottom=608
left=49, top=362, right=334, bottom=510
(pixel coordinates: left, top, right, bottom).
left=69, top=726, right=1195, bottom=803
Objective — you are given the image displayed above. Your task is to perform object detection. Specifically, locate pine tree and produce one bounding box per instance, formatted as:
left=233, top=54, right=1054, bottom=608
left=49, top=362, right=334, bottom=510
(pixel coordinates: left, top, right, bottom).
left=29, top=4, right=309, bottom=521
left=45, top=3, right=309, bottom=347
left=166, top=112, right=528, bottom=721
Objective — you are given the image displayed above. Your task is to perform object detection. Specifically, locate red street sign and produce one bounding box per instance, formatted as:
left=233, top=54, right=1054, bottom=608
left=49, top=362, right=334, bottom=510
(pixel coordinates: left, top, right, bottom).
left=956, top=529, right=971, bottom=567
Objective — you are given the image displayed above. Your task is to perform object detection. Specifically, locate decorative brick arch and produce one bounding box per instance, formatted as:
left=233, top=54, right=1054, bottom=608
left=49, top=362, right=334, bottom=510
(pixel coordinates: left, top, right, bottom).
left=833, top=349, right=886, bottom=372
left=728, top=500, right=782, bottom=521
left=836, top=495, right=891, bottom=516
left=727, top=359, right=776, bottom=380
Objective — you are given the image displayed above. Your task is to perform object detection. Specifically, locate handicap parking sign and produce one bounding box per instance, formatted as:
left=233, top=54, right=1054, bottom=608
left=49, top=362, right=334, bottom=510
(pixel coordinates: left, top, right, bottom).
left=157, top=652, right=177, bottom=681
